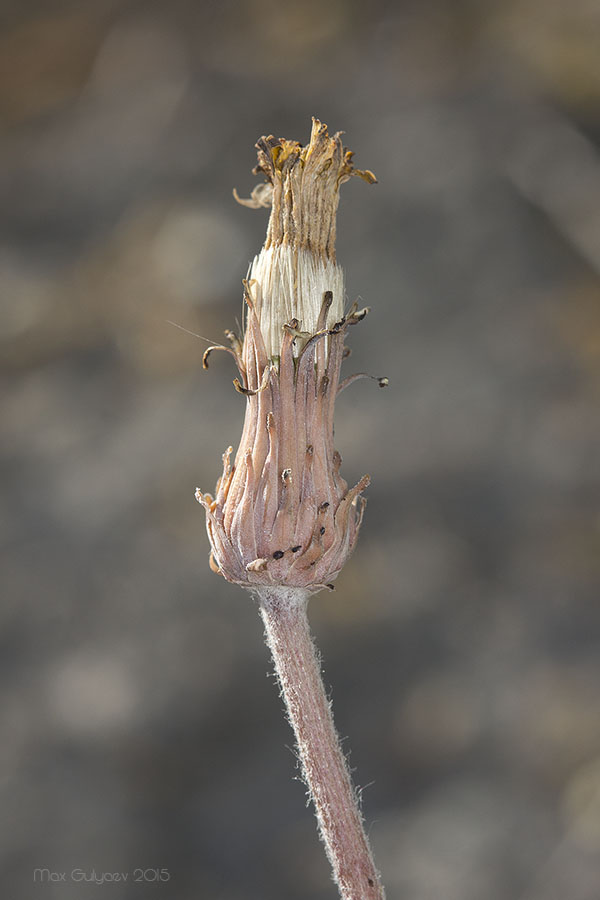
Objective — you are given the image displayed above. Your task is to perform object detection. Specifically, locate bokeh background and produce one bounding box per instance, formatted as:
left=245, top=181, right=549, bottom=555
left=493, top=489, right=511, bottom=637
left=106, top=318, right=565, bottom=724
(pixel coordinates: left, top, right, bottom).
left=2, top=1, right=600, bottom=898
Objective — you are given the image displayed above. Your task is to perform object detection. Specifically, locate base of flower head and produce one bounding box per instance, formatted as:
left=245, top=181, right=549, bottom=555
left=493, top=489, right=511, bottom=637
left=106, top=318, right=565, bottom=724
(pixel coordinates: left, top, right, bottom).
left=197, top=292, right=372, bottom=595
left=196, top=473, right=369, bottom=595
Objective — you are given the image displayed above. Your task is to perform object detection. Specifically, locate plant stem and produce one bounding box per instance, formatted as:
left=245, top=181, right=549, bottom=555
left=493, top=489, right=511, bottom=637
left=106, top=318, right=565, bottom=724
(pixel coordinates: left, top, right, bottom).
left=257, top=586, right=385, bottom=900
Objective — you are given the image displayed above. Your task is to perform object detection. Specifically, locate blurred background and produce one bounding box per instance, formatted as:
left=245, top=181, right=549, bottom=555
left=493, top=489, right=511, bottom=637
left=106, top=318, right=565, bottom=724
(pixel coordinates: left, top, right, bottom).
left=2, top=1, right=600, bottom=898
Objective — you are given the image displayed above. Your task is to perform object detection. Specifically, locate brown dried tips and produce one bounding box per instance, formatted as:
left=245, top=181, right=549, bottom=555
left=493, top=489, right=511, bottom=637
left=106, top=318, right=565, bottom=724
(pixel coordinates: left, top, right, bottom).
left=234, top=117, right=376, bottom=262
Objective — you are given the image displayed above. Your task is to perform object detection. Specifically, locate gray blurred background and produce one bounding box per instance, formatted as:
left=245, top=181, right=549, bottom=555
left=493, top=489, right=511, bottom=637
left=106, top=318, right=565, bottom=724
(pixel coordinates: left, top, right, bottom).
left=2, top=1, right=600, bottom=898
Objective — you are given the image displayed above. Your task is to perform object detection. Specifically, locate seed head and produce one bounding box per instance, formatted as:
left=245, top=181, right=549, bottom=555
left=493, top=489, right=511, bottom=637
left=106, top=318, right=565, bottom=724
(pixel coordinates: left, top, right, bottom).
left=197, top=119, right=378, bottom=594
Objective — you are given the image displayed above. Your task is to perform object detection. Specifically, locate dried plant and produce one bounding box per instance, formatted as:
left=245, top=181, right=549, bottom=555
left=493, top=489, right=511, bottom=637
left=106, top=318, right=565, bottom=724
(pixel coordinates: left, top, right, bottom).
left=197, top=119, right=386, bottom=900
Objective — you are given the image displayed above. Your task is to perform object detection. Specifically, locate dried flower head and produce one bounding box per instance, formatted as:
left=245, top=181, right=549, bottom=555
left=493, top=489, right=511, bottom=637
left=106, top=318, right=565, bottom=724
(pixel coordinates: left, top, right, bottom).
left=197, top=118, right=380, bottom=594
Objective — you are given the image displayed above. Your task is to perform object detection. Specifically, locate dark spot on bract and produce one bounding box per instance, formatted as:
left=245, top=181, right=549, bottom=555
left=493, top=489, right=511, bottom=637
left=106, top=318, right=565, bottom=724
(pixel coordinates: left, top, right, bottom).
left=320, top=526, right=325, bottom=535
left=319, top=501, right=329, bottom=510
left=291, top=545, right=301, bottom=553
left=368, top=878, right=374, bottom=887
left=273, top=550, right=284, bottom=560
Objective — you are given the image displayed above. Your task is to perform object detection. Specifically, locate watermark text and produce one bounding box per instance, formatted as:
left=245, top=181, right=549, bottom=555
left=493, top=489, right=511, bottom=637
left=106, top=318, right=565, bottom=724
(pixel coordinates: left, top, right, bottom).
left=33, top=868, right=171, bottom=885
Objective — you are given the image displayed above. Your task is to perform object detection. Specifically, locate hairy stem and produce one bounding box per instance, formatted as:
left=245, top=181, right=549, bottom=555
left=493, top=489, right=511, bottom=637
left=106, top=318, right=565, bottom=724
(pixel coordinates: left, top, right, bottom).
left=257, top=586, right=385, bottom=900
